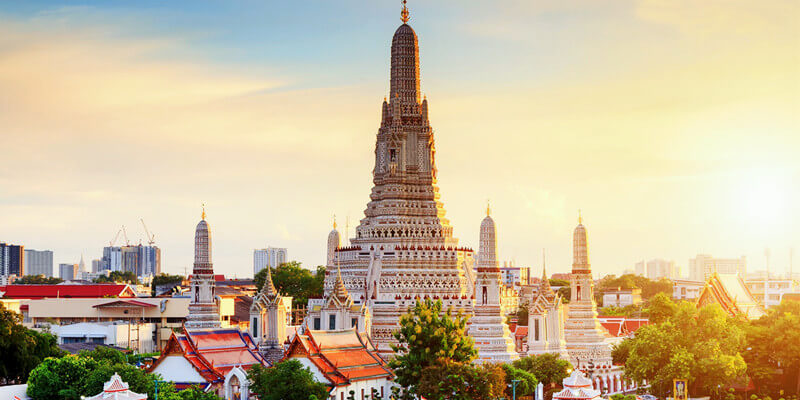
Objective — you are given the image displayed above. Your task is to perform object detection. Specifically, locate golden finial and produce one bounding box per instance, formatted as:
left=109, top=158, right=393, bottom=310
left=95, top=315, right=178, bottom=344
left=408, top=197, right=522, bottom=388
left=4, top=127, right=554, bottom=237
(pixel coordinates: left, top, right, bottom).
left=201, top=203, right=206, bottom=220
left=401, top=0, right=410, bottom=23
left=578, top=209, right=582, bottom=224
left=486, top=199, right=491, bottom=217
left=333, top=214, right=337, bottom=230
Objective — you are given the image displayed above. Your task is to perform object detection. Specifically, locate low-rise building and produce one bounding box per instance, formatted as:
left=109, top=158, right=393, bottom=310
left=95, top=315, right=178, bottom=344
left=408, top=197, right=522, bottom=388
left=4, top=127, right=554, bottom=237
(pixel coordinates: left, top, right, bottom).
left=21, top=297, right=191, bottom=350
left=745, top=278, right=800, bottom=308
left=600, top=288, right=642, bottom=308
left=47, top=321, right=157, bottom=354
left=673, top=279, right=703, bottom=300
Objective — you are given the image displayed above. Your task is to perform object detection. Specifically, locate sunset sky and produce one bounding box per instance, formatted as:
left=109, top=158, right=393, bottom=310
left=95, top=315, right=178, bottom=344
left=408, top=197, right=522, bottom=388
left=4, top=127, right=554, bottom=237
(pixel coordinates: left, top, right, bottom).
left=1, top=0, right=797, bottom=279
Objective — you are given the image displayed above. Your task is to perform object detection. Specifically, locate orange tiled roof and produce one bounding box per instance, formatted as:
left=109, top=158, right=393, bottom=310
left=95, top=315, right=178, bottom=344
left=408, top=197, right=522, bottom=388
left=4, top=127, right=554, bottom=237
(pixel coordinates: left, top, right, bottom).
left=149, top=327, right=267, bottom=384
left=284, top=328, right=393, bottom=388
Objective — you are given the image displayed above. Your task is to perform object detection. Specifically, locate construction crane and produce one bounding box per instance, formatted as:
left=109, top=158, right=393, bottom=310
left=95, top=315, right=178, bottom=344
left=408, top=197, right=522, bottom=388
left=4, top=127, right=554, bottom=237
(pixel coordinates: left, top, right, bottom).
left=121, top=225, right=131, bottom=246
left=140, top=219, right=156, bottom=246
left=109, top=228, right=122, bottom=246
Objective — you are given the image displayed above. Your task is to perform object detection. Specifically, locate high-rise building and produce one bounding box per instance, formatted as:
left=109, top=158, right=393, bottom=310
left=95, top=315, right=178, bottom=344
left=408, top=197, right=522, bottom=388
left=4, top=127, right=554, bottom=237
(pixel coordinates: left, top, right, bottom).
left=101, top=245, right=160, bottom=277
left=24, top=249, right=53, bottom=277
left=92, top=259, right=102, bottom=273
left=326, top=5, right=476, bottom=354
left=0, top=242, right=24, bottom=277
left=500, top=260, right=529, bottom=289
left=646, top=259, right=676, bottom=280
left=689, top=254, right=746, bottom=282
left=253, top=247, right=288, bottom=275
left=186, top=208, right=220, bottom=329
left=59, top=263, right=78, bottom=281
left=634, top=261, right=645, bottom=276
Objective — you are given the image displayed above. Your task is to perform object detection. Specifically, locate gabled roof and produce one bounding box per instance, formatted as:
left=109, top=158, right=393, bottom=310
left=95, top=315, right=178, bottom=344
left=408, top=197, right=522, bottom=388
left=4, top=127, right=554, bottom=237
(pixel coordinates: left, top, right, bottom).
left=0, top=284, right=136, bottom=299
left=93, top=299, right=156, bottom=308
left=697, top=273, right=765, bottom=320
left=284, top=328, right=393, bottom=388
left=149, top=327, right=268, bottom=384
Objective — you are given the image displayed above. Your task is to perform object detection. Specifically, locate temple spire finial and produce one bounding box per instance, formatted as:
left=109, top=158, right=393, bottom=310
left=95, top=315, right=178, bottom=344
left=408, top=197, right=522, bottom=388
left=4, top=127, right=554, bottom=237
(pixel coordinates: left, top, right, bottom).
left=486, top=199, right=491, bottom=217
left=401, top=0, right=410, bottom=23
left=578, top=209, right=582, bottom=224
left=333, top=214, right=337, bottom=230
left=201, top=203, right=206, bottom=220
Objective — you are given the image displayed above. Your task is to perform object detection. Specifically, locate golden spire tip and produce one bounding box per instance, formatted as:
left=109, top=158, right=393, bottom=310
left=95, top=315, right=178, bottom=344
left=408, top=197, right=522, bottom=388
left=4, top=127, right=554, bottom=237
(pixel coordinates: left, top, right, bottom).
left=486, top=199, right=491, bottom=217
left=201, top=203, right=206, bottom=220
left=333, top=214, right=337, bottom=230
left=401, top=0, right=410, bottom=23
left=578, top=209, right=582, bottom=224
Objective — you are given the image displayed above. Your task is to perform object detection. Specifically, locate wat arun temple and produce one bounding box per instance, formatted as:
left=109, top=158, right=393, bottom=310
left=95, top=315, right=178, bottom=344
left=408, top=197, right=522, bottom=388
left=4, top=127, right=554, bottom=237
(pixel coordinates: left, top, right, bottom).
left=317, top=1, right=620, bottom=375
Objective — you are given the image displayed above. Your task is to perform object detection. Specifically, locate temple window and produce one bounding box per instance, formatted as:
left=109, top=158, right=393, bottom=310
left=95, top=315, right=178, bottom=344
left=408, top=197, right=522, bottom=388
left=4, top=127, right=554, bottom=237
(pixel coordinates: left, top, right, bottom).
left=534, top=319, right=540, bottom=341
left=313, top=318, right=321, bottom=330
left=390, top=149, right=397, bottom=162
left=352, top=318, right=358, bottom=329
left=329, top=315, right=336, bottom=330
left=252, top=317, right=258, bottom=338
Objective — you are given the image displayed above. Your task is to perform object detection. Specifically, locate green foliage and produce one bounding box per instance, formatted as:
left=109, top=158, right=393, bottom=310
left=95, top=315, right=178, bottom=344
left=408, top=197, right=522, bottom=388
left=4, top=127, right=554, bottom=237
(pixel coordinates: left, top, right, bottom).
left=623, top=298, right=747, bottom=398
left=500, top=363, right=538, bottom=397
left=513, top=353, right=572, bottom=387
left=175, top=385, right=223, bottom=400
left=78, top=345, right=128, bottom=365
left=95, top=270, right=139, bottom=284
left=248, top=360, right=329, bottom=400
left=743, top=300, right=800, bottom=395
left=647, top=292, right=678, bottom=323
left=13, top=275, right=63, bottom=285
left=26, top=346, right=182, bottom=400
left=415, top=360, right=506, bottom=400
left=151, top=273, right=185, bottom=294
left=549, top=279, right=570, bottom=287
left=600, top=304, right=646, bottom=317
left=388, top=299, right=477, bottom=393
left=0, top=303, right=65, bottom=384
left=254, top=262, right=325, bottom=307
left=612, top=338, right=633, bottom=366
left=547, top=280, right=571, bottom=303
left=610, top=394, right=637, bottom=400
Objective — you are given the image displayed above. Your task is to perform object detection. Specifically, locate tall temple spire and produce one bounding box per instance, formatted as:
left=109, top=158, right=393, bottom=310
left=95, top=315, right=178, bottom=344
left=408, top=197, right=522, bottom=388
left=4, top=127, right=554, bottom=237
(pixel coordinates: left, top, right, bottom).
left=333, top=265, right=351, bottom=303
left=262, top=264, right=278, bottom=297
left=401, top=0, right=410, bottom=23
left=186, top=210, right=220, bottom=329
left=478, top=206, right=499, bottom=271
left=572, top=212, right=590, bottom=273
left=389, top=9, right=420, bottom=104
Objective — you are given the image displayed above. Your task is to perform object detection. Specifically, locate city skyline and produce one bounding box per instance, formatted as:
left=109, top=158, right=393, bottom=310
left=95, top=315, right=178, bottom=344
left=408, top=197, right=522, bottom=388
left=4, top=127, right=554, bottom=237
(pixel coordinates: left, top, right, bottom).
left=0, top=1, right=797, bottom=279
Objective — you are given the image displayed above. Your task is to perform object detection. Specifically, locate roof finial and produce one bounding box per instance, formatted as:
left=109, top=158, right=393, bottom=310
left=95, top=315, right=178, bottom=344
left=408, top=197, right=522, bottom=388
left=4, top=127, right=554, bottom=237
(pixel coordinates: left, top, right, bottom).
left=333, top=214, right=337, bottom=230
left=202, top=203, right=206, bottom=220
left=578, top=209, right=582, bottom=224
left=486, top=199, right=491, bottom=217
left=401, top=0, right=410, bottom=23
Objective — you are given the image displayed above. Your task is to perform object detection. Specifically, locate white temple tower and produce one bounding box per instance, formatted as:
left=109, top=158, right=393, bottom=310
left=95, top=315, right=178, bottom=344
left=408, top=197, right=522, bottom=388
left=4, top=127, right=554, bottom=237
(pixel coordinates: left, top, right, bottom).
left=250, top=266, right=289, bottom=363
left=326, top=217, right=341, bottom=267
left=185, top=207, right=221, bottom=329
left=326, top=3, right=475, bottom=354
left=528, top=261, right=569, bottom=358
left=469, top=204, right=519, bottom=363
left=563, top=213, right=613, bottom=367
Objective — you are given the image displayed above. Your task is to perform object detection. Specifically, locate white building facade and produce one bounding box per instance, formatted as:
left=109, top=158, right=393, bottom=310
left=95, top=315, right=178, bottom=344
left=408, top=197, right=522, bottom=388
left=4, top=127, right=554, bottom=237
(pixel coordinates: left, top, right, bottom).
left=689, top=254, right=746, bottom=282
left=253, top=247, right=288, bottom=275
left=24, top=249, right=53, bottom=277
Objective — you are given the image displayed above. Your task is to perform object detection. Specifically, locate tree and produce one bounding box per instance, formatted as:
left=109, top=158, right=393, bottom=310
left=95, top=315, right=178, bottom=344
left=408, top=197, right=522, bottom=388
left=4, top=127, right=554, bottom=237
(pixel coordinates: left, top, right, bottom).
left=254, top=262, right=325, bottom=307
left=388, top=299, right=477, bottom=394
left=13, top=275, right=63, bottom=285
left=501, top=363, right=538, bottom=398
left=0, top=303, right=64, bottom=384
left=513, top=353, right=572, bottom=388
left=176, top=385, right=223, bottom=400
left=416, top=360, right=506, bottom=400
left=647, top=292, right=678, bottom=324
left=612, top=338, right=633, bottom=366
left=151, top=273, right=185, bottom=295
left=95, top=270, right=139, bottom=284
left=27, top=355, right=99, bottom=400
left=248, top=360, right=329, bottom=400
left=78, top=345, right=128, bottom=365
left=743, top=300, right=800, bottom=394
left=624, top=299, right=746, bottom=398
